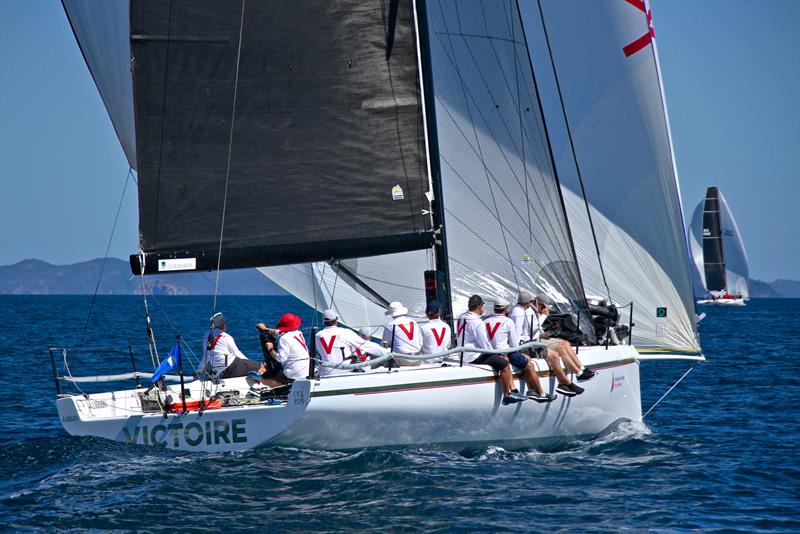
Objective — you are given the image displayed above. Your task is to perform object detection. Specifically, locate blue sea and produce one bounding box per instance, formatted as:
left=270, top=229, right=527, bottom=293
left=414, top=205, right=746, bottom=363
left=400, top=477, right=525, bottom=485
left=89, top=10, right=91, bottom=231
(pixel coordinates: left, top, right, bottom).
left=1, top=295, right=798, bottom=532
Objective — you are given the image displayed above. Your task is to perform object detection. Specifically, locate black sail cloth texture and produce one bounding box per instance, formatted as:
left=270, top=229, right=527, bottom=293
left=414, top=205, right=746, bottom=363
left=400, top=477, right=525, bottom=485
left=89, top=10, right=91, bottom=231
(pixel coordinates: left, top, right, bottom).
left=130, top=0, right=432, bottom=272
left=702, top=187, right=726, bottom=292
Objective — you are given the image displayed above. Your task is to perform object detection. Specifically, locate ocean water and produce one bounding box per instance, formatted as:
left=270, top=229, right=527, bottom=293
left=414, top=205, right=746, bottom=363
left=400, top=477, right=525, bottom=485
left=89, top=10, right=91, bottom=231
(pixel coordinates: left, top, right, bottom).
left=1, top=295, right=798, bottom=532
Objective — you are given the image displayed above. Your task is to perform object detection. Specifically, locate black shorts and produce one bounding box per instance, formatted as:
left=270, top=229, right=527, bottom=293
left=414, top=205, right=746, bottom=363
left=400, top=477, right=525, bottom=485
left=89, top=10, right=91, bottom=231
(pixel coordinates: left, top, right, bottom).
left=471, top=353, right=509, bottom=371
left=219, top=358, right=262, bottom=379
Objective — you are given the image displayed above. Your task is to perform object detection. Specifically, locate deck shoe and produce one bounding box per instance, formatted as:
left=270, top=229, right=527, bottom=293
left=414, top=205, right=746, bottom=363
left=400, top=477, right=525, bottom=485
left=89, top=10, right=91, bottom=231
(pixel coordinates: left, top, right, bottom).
left=247, top=371, right=263, bottom=381
left=568, top=382, right=585, bottom=395
left=556, top=383, right=577, bottom=397
left=576, top=368, right=596, bottom=382
left=502, top=395, right=524, bottom=406
left=527, top=391, right=557, bottom=403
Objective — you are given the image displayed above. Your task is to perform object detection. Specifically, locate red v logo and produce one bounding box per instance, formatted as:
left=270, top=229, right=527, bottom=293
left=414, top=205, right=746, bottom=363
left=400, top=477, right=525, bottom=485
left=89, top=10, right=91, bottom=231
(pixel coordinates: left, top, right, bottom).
left=320, top=335, right=336, bottom=355
left=294, top=334, right=307, bottom=351
left=432, top=327, right=446, bottom=346
left=397, top=322, right=415, bottom=339
left=486, top=322, right=501, bottom=340
left=457, top=320, right=465, bottom=337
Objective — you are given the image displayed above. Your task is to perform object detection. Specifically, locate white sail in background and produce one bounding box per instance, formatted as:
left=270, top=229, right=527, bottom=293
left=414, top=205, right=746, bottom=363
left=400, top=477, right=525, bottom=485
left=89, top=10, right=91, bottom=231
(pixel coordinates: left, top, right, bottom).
left=530, top=0, right=700, bottom=353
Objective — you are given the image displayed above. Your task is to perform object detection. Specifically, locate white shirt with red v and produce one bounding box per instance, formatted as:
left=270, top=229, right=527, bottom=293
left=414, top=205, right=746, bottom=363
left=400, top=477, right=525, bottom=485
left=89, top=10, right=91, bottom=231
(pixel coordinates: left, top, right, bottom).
left=275, top=329, right=310, bottom=380
left=382, top=316, right=422, bottom=355
left=420, top=318, right=451, bottom=357
left=456, top=311, right=491, bottom=363
left=483, top=314, right=520, bottom=352
left=315, top=325, right=388, bottom=377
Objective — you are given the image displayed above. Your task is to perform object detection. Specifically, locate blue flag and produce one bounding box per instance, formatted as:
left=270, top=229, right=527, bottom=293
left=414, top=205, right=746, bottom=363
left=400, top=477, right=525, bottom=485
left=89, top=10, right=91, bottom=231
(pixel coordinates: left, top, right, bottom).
left=151, top=342, right=181, bottom=383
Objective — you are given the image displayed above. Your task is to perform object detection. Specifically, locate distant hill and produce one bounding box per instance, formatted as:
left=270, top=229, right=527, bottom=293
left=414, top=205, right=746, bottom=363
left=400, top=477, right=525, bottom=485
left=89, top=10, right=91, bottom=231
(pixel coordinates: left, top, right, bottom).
left=0, top=258, right=286, bottom=295
left=1, top=258, right=797, bottom=299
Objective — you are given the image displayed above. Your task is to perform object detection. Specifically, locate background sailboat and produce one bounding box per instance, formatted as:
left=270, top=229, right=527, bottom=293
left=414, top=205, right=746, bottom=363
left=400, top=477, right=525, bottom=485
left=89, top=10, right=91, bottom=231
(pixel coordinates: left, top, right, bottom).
left=689, top=186, right=750, bottom=305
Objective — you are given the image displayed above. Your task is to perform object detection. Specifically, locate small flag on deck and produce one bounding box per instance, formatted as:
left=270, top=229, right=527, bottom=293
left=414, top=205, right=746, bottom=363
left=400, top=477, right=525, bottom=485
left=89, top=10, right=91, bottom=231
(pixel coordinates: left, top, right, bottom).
left=151, top=342, right=181, bottom=383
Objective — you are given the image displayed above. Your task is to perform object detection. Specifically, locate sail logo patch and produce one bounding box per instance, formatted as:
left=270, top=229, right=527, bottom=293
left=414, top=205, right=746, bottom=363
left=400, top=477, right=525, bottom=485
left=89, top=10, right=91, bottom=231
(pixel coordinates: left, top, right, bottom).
left=656, top=307, right=667, bottom=318
left=158, top=258, right=197, bottom=272
left=391, top=184, right=404, bottom=200
left=702, top=228, right=711, bottom=237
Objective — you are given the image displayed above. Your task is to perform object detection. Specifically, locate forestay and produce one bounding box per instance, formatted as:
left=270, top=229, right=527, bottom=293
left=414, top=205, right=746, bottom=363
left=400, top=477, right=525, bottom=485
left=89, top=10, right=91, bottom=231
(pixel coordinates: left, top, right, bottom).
left=529, top=0, right=700, bottom=353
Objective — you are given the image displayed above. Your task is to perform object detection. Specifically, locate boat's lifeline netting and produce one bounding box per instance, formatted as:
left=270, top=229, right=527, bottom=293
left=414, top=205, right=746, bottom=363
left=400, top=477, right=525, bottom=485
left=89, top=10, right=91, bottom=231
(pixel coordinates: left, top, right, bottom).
left=264, top=0, right=591, bottom=334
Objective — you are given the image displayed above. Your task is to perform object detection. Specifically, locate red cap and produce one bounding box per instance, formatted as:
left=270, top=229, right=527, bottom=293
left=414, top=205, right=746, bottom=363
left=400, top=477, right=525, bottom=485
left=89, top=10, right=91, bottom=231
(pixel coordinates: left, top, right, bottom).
left=275, top=313, right=301, bottom=332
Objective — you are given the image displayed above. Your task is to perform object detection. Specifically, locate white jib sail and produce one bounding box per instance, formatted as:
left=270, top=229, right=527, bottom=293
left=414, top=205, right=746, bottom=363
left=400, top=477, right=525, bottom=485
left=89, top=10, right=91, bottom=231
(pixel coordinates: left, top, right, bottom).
left=530, top=0, right=700, bottom=353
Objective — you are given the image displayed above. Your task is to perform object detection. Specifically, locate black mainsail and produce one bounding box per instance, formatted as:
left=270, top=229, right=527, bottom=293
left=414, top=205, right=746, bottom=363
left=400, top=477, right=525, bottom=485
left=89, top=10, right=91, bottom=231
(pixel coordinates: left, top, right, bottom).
left=700, top=186, right=726, bottom=292
left=66, top=0, right=434, bottom=275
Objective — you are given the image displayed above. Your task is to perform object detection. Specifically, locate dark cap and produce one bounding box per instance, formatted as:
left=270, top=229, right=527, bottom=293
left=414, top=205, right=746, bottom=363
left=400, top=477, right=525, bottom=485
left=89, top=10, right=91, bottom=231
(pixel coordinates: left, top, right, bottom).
left=467, top=294, right=484, bottom=309
left=425, top=300, right=442, bottom=315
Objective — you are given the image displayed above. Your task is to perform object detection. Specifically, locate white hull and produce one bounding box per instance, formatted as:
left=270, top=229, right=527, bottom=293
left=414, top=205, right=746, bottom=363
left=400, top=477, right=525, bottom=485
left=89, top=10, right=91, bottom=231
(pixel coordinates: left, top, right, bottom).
left=697, top=298, right=746, bottom=306
left=57, top=345, right=642, bottom=452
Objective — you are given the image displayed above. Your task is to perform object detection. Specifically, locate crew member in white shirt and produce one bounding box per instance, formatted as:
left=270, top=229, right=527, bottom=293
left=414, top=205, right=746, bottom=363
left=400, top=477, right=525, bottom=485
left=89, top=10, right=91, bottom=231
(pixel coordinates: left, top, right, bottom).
left=315, top=309, right=389, bottom=377
left=420, top=300, right=452, bottom=363
left=509, top=290, right=537, bottom=343
left=382, top=301, right=423, bottom=366
left=485, top=297, right=556, bottom=403
left=457, top=295, right=525, bottom=405
left=257, top=313, right=310, bottom=384
left=197, top=312, right=264, bottom=379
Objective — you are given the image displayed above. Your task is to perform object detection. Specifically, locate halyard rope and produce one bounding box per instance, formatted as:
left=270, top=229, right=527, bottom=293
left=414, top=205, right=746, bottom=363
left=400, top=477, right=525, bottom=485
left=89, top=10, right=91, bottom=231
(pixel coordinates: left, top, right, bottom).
left=213, top=0, right=247, bottom=310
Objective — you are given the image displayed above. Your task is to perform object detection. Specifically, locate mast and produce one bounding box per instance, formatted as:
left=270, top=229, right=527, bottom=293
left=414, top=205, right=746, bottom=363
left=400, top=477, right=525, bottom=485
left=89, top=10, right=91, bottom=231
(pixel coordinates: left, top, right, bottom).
left=414, top=0, right=453, bottom=326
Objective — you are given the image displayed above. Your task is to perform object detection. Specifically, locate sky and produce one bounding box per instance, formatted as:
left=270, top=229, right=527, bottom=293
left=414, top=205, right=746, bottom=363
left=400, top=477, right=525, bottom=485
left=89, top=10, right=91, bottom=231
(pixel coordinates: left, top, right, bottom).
left=0, top=0, right=798, bottom=282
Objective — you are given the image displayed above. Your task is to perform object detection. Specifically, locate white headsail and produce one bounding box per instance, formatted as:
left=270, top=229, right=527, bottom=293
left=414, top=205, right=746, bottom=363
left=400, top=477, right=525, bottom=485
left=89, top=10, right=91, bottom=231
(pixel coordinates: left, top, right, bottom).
left=529, top=0, right=700, bottom=353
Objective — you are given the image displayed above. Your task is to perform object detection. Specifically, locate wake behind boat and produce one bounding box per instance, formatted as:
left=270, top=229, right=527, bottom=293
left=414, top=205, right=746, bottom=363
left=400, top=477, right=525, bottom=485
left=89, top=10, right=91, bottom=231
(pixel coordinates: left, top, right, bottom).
left=53, top=0, right=704, bottom=452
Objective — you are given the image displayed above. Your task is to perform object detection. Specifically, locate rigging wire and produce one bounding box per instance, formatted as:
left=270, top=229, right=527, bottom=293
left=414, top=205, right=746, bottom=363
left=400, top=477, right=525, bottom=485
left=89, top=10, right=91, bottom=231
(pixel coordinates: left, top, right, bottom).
left=642, top=365, right=696, bottom=418
left=79, top=168, right=133, bottom=345
left=138, top=253, right=160, bottom=368
left=213, top=0, right=247, bottom=311
left=536, top=0, right=612, bottom=302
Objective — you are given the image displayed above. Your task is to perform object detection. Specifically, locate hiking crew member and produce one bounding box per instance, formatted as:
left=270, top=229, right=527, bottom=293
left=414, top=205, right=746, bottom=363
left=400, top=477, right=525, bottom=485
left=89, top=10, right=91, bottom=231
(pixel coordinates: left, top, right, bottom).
left=315, top=309, right=389, bottom=378
left=420, top=300, right=452, bottom=362
left=382, top=301, right=423, bottom=366
left=484, top=297, right=556, bottom=403
left=197, top=312, right=263, bottom=379
left=509, top=290, right=537, bottom=343
left=457, top=295, right=526, bottom=406
left=533, top=294, right=596, bottom=384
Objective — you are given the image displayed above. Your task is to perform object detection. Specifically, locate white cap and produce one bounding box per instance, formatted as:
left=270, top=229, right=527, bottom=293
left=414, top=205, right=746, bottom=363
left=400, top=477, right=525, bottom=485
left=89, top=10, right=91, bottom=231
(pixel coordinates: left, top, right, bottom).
left=358, top=327, right=371, bottom=338
left=322, top=309, right=338, bottom=321
left=518, top=290, right=533, bottom=304
left=493, top=297, right=510, bottom=310
left=210, top=312, right=226, bottom=327
left=385, top=301, right=409, bottom=318
left=534, top=292, right=551, bottom=305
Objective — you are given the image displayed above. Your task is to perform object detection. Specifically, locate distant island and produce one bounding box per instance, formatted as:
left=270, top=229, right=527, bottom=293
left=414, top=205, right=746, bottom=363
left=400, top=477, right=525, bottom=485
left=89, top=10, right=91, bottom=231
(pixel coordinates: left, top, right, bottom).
left=0, top=258, right=286, bottom=295
left=1, top=258, right=797, bottom=298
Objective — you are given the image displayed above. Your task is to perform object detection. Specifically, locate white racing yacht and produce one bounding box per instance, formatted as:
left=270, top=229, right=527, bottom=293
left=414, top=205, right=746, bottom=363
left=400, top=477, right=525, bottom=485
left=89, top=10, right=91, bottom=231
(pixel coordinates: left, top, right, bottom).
left=54, top=0, right=704, bottom=452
